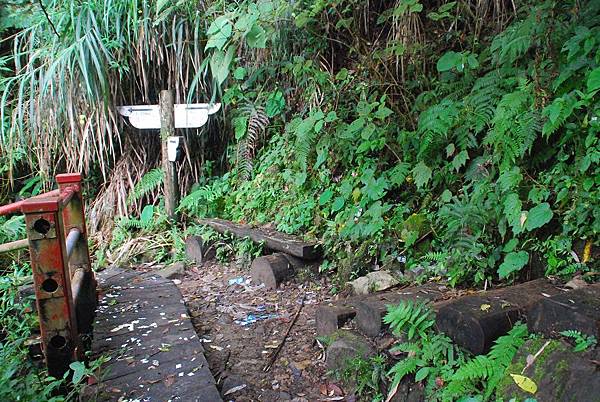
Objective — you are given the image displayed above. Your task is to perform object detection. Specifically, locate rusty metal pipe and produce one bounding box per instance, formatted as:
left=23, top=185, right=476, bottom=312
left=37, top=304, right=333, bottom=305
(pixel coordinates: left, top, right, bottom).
left=65, top=228, right=81, bottom=259
left=0, top=189, right=61, bottom=216
left=0, top=238, right=28, bottom=254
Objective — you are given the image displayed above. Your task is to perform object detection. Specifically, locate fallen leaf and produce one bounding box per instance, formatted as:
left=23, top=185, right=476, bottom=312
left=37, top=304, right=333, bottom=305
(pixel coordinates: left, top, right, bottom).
left=224, top=384, right=247, bottom=395
left=480, top=304, right=491, bottom=312
left=510, top=373, right=537, bottom=394
left=164, top=374, right=175, bottom=388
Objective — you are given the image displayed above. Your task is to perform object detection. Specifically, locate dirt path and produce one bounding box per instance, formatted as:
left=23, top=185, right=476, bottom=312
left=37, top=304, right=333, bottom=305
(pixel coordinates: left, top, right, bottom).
left=176, top=260, right=342, bottom=401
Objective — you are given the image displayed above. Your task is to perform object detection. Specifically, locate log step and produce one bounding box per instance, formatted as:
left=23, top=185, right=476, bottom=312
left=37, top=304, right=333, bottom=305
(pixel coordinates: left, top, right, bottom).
left=527, top=282, right=600, bottom=339
left=198, top=218, right=321, bottom=260
left=436, top=279, right=563, bottom=355
left=353, top=283, right=447, bottom=338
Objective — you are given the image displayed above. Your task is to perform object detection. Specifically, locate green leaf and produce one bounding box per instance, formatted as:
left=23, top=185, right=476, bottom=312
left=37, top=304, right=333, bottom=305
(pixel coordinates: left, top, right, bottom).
left=412, top=161, right=432, bottom=189
left=503, top=238, right=518, bottom=253
left=440, top=189, right=452, bottom=203
left=233, top=67, right=246, bottom=80
left=205, top=16, right=232, bottom=51
left=451, top=150, right=469, bottom=172
left=265, top=90, right=285, bottom=118
left=140, top=205, right=154, bottom=225
left=209, top=46, right=235, bottom=86
left=587, top=67, right=600, bottom=93
left=319, top=189, right=334, bottom=206
left=233, top=116, right=248, bottom=140
left=331, top=196, right=345, bottom=212
left=415, top=366, right=430, bottom=382
left=504, top=192, right=522, bottom=234
left=437, top=51, right=461, bottom=72
left=524, top=203, right=553, bottom=231
left=69, top=361, right=86, bottom=385
left=246, top=23, right=267, bottom=48
left=498, top=251, right=529, bottom=278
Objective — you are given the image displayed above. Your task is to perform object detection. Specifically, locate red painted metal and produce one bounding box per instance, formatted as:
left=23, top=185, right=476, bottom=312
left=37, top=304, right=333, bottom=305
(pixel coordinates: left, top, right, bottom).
left=22, top=197, right=79, bottom=378
left=1, top=173, right=97, bottom=379
left=0, top=189, right=61, bottom=216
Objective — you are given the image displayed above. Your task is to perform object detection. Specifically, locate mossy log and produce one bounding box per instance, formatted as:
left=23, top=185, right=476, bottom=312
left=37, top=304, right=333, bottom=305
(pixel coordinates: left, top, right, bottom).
left=436, top=279, right=562, bottom=354
left=497, top=338, right=600, bottom=401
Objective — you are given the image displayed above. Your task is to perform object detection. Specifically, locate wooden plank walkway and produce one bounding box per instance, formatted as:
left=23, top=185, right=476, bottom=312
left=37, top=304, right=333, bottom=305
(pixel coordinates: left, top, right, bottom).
left=85, top=267, right=221, bottom=401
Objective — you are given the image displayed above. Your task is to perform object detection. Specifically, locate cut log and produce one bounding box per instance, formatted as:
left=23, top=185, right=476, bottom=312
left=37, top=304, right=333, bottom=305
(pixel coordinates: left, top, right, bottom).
left=250, top=253, right=304, bottom=289
left=198, top=218, right=321, bottom=260
left=185, top=236, right=205, bottom=264
left=316, top=303, right=357, bottom=337
left=496, top=338, right=600, bottom=401
left=353, top=283, right=447, bottom=338
left=436, top=279, right=562, bottom=355
left=325, top=330, right=375, bottom=371
left=527, top=282, right=600, bottom=339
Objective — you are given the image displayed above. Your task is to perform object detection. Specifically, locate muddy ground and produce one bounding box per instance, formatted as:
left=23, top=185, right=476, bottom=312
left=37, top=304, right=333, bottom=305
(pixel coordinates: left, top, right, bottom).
left=174, top=260, right=349, bottom=402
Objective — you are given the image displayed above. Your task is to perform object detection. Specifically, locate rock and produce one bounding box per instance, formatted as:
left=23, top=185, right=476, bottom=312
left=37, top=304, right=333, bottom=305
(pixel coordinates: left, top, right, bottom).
left=402, top=265, right=426, bottom=282
left=185, top=236, right=205, bottom=264
left=156, top=261, right=186, bottom=279
left=497, top=338, right=600, bottom=401
left=349, top=271, right=399, bottom=295
left=564, top=276, right=587, bottom=290
left=325, top=330, right=375, bottom=372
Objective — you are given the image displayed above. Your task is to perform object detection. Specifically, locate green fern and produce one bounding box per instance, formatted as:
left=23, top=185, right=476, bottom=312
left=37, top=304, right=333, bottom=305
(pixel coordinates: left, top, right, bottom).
left=383, top=300, right=435, bottom=340
left=236, top=103, right=269, bottom=181
left=178, top=184, right=224, bottom=215
left=442, top=323, right=528, bottom=400
left=127, top=168, right=164, bottom=205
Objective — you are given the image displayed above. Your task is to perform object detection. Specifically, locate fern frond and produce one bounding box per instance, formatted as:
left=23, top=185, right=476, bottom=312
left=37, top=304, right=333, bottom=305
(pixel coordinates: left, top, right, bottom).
left=127, top=168, right=164, bottom=205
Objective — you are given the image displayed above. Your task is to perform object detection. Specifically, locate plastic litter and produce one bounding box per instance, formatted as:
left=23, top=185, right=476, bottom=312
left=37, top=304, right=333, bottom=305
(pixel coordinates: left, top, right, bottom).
left=235, top=313, right=278, bottom=326
left=228, top=277, right=245, bottom=285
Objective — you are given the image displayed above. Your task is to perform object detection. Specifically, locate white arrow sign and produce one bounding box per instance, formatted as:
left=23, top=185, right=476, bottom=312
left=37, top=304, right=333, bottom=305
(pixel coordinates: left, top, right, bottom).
left=117, top=103, right=221, bottom=129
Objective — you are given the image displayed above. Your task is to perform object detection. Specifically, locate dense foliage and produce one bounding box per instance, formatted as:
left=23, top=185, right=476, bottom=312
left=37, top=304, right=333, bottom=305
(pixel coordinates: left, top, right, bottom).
left=1, top=0, right=598, bottom=286
left=176, top=0, right=599, bottom=286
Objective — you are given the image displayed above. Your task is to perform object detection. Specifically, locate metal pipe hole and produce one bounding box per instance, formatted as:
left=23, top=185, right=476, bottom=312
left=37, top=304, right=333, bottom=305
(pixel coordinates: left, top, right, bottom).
left=33, top=218, right=51, bottom=235
left=49, top=335, right=67, bottom=350
left=41, top=278, right=59, bottom=293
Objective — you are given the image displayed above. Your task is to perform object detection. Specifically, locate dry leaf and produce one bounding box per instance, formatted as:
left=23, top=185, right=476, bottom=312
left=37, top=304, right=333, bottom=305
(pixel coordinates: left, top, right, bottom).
left=480, top=303, right=491, bottom=312
left=510, top=373, right=537, bottom=394
left=164, top=374, right=175, bottom=388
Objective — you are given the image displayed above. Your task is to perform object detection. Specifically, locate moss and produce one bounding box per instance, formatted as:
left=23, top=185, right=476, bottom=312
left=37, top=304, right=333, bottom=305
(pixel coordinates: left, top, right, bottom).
left=496, top=338, right=575, bottom=400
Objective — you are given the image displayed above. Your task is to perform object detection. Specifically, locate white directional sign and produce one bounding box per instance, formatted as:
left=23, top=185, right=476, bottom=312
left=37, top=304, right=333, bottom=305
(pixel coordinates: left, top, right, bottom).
left=117, top=103, right=221, bottom=129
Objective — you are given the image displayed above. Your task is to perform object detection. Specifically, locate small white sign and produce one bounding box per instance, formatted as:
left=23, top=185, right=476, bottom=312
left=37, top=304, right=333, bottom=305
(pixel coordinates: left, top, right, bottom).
left=117, top=103, right=221, bottom=129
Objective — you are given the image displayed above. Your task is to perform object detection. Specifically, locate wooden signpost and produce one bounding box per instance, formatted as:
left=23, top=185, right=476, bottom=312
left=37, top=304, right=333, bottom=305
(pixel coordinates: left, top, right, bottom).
left=118, top=91, right=220, bottom=220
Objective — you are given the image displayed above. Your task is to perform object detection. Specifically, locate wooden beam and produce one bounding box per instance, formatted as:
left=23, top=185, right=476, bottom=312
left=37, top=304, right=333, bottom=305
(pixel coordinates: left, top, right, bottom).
left=159, top=90, right=177, bottom=220
left=198, top=218, right=321, bottom=260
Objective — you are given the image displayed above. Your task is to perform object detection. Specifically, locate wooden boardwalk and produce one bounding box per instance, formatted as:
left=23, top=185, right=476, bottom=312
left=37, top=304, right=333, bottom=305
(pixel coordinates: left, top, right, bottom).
left=85, top=267, right=221, bottom=401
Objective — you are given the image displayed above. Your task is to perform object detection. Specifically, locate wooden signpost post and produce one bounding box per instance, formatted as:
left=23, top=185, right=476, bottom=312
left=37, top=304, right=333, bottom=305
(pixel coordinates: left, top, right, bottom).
left=118, top=93, right=220, bottom=220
